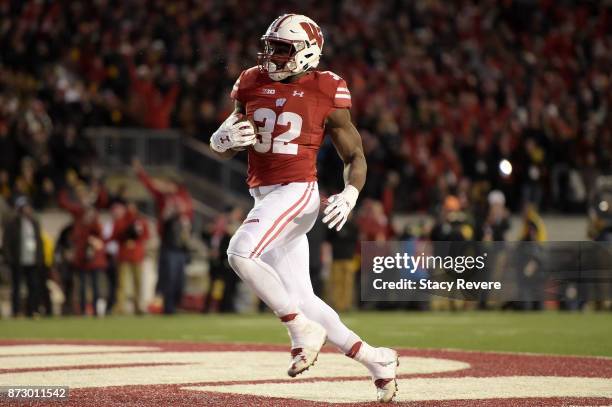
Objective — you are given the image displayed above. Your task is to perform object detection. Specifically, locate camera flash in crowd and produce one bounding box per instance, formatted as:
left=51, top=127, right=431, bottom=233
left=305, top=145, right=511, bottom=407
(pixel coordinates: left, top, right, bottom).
left=499, top=159, right=513, bottom=177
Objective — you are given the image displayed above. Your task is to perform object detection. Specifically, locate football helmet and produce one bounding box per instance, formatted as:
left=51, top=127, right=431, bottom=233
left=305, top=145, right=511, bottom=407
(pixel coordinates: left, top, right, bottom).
left=258, top=14, right=324, bottom=81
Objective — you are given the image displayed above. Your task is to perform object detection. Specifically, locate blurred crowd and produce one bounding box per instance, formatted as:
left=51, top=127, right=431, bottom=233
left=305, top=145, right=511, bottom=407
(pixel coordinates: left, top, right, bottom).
left=1, top=0, right=610, bottom=215
left=205, top=188, right=610, bottom=313
left=1, top=162, right=194, bottom=317
left=3, top=177, right=611, bottom=317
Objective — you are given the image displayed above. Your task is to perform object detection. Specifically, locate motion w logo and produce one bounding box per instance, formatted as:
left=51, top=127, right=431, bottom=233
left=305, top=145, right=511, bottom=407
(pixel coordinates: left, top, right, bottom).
left=300, top=22, right=323, bottom=48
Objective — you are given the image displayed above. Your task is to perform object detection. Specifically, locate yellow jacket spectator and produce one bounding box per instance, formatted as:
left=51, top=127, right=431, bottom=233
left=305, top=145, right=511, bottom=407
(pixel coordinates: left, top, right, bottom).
left=520, top=204, right=548, bottom=242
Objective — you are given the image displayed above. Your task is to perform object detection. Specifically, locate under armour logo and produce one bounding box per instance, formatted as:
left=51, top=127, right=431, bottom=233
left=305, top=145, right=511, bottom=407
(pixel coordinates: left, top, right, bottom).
left=276, top=98, right=287, bottom=107
left=292, top=90, right=304, bottom=97
left=262, top=88, right=276, bottom=95
left=220, top=136, right=230, bottom=143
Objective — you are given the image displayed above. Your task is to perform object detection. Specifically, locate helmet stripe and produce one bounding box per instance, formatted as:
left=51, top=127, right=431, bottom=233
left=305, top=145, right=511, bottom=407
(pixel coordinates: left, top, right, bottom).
left=273, top=14, right=295, bottom=32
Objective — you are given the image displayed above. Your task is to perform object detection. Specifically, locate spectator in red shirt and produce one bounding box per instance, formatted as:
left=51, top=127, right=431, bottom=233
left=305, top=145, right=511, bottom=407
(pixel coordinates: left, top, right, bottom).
left=132, top=159, right=193, bottom=235
left=58, top=185, right=107, bottom=316
left=356, top=199, right=389, bottom=242
left=132, top=158, right=193, bottom=313
left=108, top=202, right=150, bottom=315
left=125, top=55, right=179, bottom=129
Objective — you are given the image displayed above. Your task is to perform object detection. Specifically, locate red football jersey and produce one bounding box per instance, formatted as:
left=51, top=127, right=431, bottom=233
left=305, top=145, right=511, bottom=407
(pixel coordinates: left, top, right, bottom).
left=231, top=67, right=351, bottom=188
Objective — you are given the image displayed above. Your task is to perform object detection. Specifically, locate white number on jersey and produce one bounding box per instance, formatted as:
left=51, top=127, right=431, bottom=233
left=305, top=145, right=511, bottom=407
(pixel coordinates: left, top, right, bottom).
left=253, top=108, right=275, bottom=153
left=252, top=108, right=302, bottom=155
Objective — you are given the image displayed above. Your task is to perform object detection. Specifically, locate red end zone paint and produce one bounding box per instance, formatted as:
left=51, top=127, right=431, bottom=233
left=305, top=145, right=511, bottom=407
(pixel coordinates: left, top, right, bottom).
left=0, top=339, right=610, bottom=406
left=33, top=388, right=612, bottom=407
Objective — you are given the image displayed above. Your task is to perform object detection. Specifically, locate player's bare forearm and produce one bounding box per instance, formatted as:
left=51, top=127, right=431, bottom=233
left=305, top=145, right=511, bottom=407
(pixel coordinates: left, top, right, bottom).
left=209, top=147, right=238, bottom=160
left=326, top=108, right=367, bottom=192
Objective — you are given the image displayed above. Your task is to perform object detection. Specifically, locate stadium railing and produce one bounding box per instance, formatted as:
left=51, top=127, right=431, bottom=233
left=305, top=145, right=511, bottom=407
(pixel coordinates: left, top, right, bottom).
left=85, top=127, right=251, bottom=226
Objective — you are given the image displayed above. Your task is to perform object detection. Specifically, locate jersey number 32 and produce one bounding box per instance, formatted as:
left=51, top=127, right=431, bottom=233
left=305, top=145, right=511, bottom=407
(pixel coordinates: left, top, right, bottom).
left=253, top=108, right=302, bottom=155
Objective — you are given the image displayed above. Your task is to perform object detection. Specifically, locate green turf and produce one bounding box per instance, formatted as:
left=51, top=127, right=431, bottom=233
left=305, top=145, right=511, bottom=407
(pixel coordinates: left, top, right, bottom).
left=1, top=312, right=611, bottom=357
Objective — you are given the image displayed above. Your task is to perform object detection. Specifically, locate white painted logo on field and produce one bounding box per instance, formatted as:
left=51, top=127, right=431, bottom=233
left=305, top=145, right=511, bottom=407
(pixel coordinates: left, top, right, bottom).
left=187, top=377, right=612, bottom=403
left=1, top=345, right=610, bottom=403
left=0, top=345, right=466, bottom=389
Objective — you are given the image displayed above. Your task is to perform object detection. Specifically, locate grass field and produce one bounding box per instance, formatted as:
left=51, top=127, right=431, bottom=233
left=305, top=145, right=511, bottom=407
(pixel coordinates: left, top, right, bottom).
left=1, top=311, right=611, bottom=357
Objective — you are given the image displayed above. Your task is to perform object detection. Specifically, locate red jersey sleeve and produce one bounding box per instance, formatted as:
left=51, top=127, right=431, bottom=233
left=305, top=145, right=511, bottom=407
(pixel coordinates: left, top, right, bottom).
left=332, top=78, right=352, bottom=108
left=230, top=67, right=261, bottom=104
left=318, top=71, right=352, bottom=109
left=230, top=72, right=244, bottom=102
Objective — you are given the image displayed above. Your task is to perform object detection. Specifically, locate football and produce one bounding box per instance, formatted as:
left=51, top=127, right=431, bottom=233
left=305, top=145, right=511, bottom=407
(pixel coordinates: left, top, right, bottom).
left=232, top=114, right=257, bottom=151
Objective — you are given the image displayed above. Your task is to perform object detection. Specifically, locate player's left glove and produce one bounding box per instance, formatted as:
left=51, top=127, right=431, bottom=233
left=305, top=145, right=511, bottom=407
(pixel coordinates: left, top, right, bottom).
left=322, top=185, right=359, bottom=231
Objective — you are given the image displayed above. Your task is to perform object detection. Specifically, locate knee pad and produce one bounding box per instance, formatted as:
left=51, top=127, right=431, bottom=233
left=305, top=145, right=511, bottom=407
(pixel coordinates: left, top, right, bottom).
left=228, top=253, right=260, bottom=291
left=227, top=252, right=283, bottom=288
left=227, top=229, right=257, bottom=258
left=227, top=253, right=248, bottom=280
left=227, top=252, right=262, bottom=285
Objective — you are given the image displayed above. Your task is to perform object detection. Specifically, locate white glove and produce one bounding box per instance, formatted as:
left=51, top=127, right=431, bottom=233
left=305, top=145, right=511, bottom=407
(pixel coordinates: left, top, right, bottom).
left=322, top=185, right=359, bottom=231
left=210, top=113, right=256, bottom=153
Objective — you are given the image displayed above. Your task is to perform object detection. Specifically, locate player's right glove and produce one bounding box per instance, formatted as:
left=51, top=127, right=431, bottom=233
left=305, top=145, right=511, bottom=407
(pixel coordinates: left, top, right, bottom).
left=210, top=113, right=256, bottom=153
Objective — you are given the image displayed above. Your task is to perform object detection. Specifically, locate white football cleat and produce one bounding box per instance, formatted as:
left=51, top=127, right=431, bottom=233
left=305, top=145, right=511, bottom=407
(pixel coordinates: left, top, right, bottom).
left=364, top=348, right=399, bottom=402
left=286, top=318, right=327, bottom=377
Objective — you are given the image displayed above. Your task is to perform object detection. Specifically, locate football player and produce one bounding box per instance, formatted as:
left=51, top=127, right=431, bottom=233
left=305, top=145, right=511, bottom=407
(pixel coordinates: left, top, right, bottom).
left=210, top=14, right=398, bottom=402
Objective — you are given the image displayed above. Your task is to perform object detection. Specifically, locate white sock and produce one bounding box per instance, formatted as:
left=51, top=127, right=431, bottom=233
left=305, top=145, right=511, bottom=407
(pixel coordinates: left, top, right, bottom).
left=298, top=295, right=362, bottom=353
left=281, top=313, right=310, bottom=346
left=282, top=312, right=306, bottom=327
left=354, top=341, right=377, bottom=363
left=348, top=340, right=390, bottom=364
left=341, top=332, right=362, bottom=355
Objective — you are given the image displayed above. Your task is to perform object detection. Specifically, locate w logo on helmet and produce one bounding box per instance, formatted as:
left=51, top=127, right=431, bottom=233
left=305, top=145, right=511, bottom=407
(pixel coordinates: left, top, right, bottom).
left=300, top=22, right=323, bottom=48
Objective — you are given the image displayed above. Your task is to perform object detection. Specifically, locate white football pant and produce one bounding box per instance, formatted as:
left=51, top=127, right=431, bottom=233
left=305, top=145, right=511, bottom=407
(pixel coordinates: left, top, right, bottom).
left=227, top=181, right=360, bottom=352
